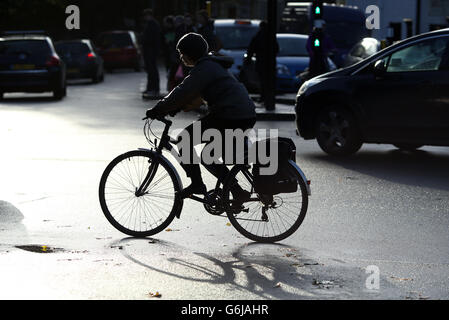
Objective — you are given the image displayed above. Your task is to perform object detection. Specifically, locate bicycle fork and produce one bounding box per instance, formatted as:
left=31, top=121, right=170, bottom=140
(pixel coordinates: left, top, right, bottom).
left=135, top=161, right=159, bottom=197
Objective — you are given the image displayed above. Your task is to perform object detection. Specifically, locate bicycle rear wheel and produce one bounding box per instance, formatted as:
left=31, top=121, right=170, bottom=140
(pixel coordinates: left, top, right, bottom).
left=99, top=150, right=182, bottom=237
left=223, top=164, right=308, bottom=243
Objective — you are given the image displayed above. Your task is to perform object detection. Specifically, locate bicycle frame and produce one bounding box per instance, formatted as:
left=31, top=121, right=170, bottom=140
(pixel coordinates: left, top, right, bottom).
left=137, top=117, right=311, bottom=213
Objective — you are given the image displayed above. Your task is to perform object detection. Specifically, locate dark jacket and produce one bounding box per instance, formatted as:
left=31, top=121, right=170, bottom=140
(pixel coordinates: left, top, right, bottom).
left=198, top=20, right=218, bottom=52
left=153, top=55, right=256, bottom=119
left=142, top=18, right=161, bottom=57
left=247, top=28, right=279, bottom=69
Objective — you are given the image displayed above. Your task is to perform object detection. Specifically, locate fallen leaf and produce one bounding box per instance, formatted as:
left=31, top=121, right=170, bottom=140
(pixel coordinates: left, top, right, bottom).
left=291, top=263, right=303, bottom=267
left=391, top=276, right=413, bottom=282
left=226, top=223, right=231, bottom=227
left=148, top=291, right=162, bottom=298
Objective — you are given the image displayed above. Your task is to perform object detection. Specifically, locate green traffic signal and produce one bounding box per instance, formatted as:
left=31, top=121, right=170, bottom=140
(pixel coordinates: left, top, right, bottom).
left=315, top=6, right=321, bottom=15
left=314, top=39, right=321, bottom=47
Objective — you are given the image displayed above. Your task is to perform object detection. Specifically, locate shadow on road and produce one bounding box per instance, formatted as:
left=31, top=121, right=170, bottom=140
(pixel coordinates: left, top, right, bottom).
left=112, top=237, right=397, bottom=299
left=306, top=148, right=449, bottom=191
left=0, top=200, right=28, bottom=248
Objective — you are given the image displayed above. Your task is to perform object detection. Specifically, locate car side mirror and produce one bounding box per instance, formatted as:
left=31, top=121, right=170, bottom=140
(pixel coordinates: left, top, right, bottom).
left=373, top=59, right=387, bottom=77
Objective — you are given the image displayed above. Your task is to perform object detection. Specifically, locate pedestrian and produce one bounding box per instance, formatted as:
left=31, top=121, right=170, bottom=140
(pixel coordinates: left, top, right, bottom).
left=245, top=21, right=279, bottom=106
left=306, top=20, right=335, bottom=78
left=142, top=8, right=161, bottom=100
left=196, top=9, right=221, bottom=52
left=145, top=33, right=256, bottom=201
left=184, top=13, right=196, bottom=33
left=162, top=15, right=176, bottom=73
left=166, top=15, right=189, bottom=92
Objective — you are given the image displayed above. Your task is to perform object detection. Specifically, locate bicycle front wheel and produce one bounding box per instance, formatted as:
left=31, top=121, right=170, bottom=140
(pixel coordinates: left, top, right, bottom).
left=223, top=164, right=309, bottom=243
left=99, top=150, right=182, bottom=237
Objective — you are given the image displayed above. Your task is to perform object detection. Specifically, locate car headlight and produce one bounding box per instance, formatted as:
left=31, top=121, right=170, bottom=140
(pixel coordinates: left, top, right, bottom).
left=276, top=64, right=291, bottom=76
left=298, top=77, right=325, bottom=96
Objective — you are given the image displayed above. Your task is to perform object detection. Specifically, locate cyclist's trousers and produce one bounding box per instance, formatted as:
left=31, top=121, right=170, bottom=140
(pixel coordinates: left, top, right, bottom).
left=176, top=114, right=256, bottom=184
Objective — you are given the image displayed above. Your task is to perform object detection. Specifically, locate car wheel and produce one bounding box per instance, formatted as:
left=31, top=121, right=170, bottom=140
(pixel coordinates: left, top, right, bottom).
left=92, top=73, right=100, bottom=84
left=53, top=84, right=66, bottom=100
left=315, top=106, right=363, bottom=156
left=393, top=143, right=423, bottom=151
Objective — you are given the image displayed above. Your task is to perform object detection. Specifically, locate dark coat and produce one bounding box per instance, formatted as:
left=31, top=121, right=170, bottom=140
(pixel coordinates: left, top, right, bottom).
left=142, top=18, right=161, bottom=58
left=198, top=20, right=218, bottom=52
left=247, top=29, right=279, bottom=70
left=153, top=55, right=256, bottom=119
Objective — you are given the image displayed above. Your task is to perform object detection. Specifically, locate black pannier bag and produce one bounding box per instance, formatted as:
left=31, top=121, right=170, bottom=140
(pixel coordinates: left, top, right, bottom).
left=251, top=137, right=298, bottom=195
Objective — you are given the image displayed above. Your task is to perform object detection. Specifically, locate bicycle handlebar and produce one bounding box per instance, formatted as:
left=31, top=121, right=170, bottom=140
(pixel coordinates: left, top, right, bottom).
left=142, top=115, right=173, bottom=126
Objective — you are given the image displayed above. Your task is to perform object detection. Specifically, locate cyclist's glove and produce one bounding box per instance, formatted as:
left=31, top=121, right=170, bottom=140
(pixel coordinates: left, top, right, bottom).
left=145, top=107, right=161, bottom=120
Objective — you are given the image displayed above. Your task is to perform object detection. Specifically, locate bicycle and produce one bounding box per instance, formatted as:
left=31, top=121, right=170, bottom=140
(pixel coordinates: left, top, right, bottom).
left=99, top=116, right=311, bottom=243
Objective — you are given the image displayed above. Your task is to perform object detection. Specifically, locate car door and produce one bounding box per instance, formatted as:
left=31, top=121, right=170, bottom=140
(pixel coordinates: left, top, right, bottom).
left=430, top=35, right=449, bottom=142
left=353, top=36, right=449, bottom=143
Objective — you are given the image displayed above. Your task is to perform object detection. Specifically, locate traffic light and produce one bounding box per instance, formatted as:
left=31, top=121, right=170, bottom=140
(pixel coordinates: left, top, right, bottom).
left=312, top=0, right=324, bottom=20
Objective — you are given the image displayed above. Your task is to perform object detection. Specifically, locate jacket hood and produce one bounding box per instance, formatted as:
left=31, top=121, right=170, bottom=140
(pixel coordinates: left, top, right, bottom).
left=198, top=54, right=235, bottom=69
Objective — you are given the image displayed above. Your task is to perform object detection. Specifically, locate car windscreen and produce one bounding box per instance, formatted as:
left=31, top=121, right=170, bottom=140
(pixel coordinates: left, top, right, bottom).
left=97, top=33, right=132, bottom=48
left=55, top=42, right=90, bottom=56
left=215, top=25, right=259, bottom=50
left=278, top=37, right=308, bottom=56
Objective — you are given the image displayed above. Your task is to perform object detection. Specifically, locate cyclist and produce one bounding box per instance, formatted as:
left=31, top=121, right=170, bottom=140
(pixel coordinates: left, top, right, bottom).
left=146, top=32, right=256, bottom=201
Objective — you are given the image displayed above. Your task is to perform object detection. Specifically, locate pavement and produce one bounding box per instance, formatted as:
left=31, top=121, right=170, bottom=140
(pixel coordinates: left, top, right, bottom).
left=252, top=93, right=297, bottom=121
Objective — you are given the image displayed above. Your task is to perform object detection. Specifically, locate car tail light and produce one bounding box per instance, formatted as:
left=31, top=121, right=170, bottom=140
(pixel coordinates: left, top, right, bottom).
left=87, top=52, right=96, bottom=59
left=235, top=20, right=251, bottom=25
left=46, top=55, right=60, bottom=67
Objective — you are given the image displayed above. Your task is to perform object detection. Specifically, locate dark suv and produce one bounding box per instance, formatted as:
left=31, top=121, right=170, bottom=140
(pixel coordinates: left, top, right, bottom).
left=295, top=28, right=449, bottom=155
left=0, top=35, right=66, bottom=100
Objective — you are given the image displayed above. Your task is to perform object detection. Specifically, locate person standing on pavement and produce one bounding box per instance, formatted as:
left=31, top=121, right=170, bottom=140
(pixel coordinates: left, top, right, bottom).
left=306, top=20, right=335, bottom=78
left=196, top=10, right=221, bottom=52
left=167, top=15, right=190, bottom=91
left=184, top=13, right=196, bottom=33
left=162, top=16, right=176, bottom=73
left=142, top=8, right=161, bottom=100
left=245, top=21, right=279, bottom=107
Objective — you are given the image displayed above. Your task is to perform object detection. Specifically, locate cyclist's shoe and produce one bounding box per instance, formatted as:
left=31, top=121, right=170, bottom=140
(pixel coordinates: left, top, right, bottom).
left=178, top=182, right=207, bottom=199
left=230, top=185, right=251, bottom=209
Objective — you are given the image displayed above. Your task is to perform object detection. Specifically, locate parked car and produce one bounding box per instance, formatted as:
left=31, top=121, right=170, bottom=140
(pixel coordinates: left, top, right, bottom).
left=281, top=2, right=370, bottom=67
left=240, top=33, right=336, bottom=93
left=55, top=39, right=104, bottom=83
left=295, top=28, right=449, bottom=155
left=215, top=19, right=260, bottom=79
left=0, top=34, right=66, bottom=100
left=343, top=37, right=380, bottom=67
left=95, top=31, right=141, bottom=72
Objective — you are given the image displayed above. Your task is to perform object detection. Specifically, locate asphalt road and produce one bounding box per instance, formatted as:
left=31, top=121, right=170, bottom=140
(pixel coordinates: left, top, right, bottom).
left=0, top=70, right=448, bottom=300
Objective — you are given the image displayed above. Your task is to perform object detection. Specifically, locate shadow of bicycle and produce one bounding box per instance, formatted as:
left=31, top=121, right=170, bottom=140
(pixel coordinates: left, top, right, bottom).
left=111, top=237, right=396, bottom=300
